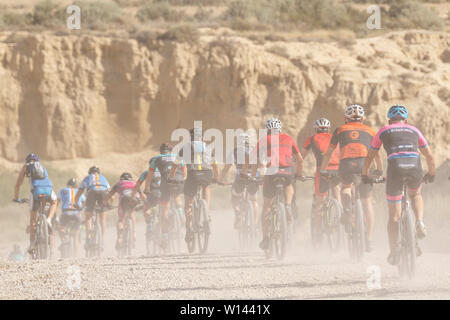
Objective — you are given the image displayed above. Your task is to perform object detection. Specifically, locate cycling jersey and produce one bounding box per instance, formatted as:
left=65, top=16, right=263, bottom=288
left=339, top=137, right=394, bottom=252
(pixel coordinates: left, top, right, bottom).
left=371, top=122, right=428, bottom=202
left=149, top=153, right=185, bottom=182
left=111, top=180, right=137, bottom=199
left=26, top=164, right=54, bottom=200
left=255, top=133, right=300, bottom=169
left=58, top=188, right=86, bottom=214
left=80, top=174, right=110, bottom=192
left=303, top=133, right=339, bottom=170
left=370, top=123, right=428, bottom=161
left=178, top=141, right=216, bottom=171
left=139, top=169, right=161, bottom=189
left=330, top=122, right=376, bottom=160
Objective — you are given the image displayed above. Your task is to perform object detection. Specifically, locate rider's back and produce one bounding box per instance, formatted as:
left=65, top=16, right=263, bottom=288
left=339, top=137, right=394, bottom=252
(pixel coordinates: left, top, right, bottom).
left=331, top=122, right=376, bottom=160
left=80, top=173, right=110, bottom=191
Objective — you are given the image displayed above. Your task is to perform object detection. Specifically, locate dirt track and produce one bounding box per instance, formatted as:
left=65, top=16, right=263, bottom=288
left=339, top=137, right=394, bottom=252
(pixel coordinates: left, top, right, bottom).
left=1, top=210, right=450, bottom=300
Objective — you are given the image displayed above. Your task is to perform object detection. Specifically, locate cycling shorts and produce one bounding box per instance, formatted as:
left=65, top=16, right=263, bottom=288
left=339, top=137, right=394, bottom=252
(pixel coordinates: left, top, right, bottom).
left=118, top=195, right=139, bottom=219
left=85, top=190, right=108, bottom=212
left=386, top=158, right=423, bottom=202
left=160, top=180, right=184, bottom=205
left=145, top=190, right=161, bottom=209
left=263, top=167, right=295, bottom=199
left=60, top=212, right=82, bottom=230
left=338, top=158, right=372, bottom=198
left=184, top=170, right=213, bottom=198
left=315, top=169, right=339, bottom=197
left=29, top=190, right=57, bottom=212
left=231, top=175, right=259, bottom=200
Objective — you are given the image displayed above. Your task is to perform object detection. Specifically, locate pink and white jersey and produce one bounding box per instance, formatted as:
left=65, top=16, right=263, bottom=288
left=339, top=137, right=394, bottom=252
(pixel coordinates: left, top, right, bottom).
left=112, top=180, right=136, bottom=199
left=370, top=123, right=428, bottom=161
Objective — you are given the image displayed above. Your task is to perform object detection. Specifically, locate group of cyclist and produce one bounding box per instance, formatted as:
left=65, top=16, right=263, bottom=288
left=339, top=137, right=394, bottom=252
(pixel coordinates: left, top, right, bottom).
left=12, top=103, right=435, bottom=266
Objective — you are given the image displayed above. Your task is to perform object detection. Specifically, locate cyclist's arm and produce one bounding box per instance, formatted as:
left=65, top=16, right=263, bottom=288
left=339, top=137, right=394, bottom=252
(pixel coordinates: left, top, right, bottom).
left=374, top=151, right=383, bottom=172
left=319, top=145, right=337, bottom=172
left=103, top=188, right=115, bottom=204
left=74, top=187, right=84, bottom=205
left=362, top=149, right=378, bottom=176
left=144, top=169, right=155, bottom=193
left=219, top=164, right=232, bottom=183
left=419, top=146, right=436, bottom=176
left=131, top=179, right=142, bottom=198
left=13, top=165, right=26, bottom=201
left=169, top=163, right=179, bottom=180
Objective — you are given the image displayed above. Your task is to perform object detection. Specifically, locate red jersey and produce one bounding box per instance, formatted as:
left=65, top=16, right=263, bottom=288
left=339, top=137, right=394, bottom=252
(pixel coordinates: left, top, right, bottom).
left=255, top=133, right=300, bottom=168
left=303, top=133, right=339, bottom=170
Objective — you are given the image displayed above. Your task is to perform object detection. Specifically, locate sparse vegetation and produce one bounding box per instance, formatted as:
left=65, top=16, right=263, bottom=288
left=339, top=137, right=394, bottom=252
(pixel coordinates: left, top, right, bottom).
left=73, top=1, right=123, bottom=30
left=136, top=2, right=185, bottom=23
left=157, top=24, right=200, bottom=42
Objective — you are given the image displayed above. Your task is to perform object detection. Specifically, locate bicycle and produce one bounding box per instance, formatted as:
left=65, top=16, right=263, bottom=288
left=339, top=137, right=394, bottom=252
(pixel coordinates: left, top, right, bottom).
left=186, top=182, right=211, bottom=254
left=58, top=213, right=82, bottom=259
left=311, top=173, right=343, bottom=252
left=117, top=197, right=139, bottom=258
left=167, top=184, right=185, bottom=254
left=347, top=175, right=385, bottom=261
left=135, top=200, right=161, bottom=256
left=394, top=176, right=426, bottom=279
left=84, top=204, right=115, bottom=258
left=15, top=198, right=51, bottom=260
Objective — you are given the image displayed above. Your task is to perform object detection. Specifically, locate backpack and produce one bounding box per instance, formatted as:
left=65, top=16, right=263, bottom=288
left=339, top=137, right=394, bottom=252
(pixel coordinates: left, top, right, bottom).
left=27, top=161, right=46, bottom=180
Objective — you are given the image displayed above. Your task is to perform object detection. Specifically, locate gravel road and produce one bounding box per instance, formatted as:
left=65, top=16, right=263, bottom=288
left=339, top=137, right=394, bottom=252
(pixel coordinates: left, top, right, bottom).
left=1, top=210, right=450, bottom=300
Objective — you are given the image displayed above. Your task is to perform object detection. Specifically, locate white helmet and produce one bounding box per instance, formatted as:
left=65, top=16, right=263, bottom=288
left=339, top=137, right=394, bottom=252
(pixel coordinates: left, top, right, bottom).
left=237, top=133, right=249, bottom=146
left=265, top=118, right=282, bottom=131
left=314, top=118, right=331, bottom=129
left=345, top=104, right=365, bottom=121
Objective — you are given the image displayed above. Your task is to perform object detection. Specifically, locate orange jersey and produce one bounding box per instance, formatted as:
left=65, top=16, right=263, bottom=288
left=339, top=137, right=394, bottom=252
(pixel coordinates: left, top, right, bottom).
left=330, top=122, right=376, bottom=160
left=303, top=133, right=339, bottom=170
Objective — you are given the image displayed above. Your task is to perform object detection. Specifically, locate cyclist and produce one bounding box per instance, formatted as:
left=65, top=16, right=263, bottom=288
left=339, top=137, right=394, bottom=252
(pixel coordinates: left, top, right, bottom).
left=219, top=133, right=260, bottom=229
left=13, top=153, right=58, bottom=254
left=169, top=127, right=219, bottom=243
left=242, top=118, right=304, bottom=251
left=75, top=166, right=110, bottom=250
left=57, top=178, right=86, bottom=257
left=132, top=158, right=162, bottom=224
left=362, top=105, right=435, bottom=265
left=143, top=143, right=186, bottom=250
left=301, top=118, right=341, bottom=235
left=104, top=172, right=141, bottom=250
left=320, top=105, right=382, bottom=252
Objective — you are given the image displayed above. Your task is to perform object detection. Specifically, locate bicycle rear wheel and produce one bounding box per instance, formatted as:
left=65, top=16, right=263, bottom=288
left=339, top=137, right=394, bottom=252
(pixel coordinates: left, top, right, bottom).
left=398, top=207, right=416, bottom=279
left=353, top=200, right=365, bottom=261
left=273, top=203, right=287, bottom=261
left=38, top=214, right=50, bottom=260
left=93, top=217, right=103, bottom=257
left=325, top=198, right=342, bottom=252
left=197, top=199, right=210, bottom=254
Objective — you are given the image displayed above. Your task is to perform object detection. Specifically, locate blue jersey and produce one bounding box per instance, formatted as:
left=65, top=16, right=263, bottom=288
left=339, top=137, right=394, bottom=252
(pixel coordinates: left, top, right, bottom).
left=80, top=174, right=110, bottom=191
left=58, top=188, right=86, bottom=214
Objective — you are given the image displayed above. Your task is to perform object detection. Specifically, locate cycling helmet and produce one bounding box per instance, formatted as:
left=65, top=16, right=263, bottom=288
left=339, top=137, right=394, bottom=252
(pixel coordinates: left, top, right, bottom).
left=25, top=153, right=39, bottom=163
left=88, top=166, right=100, bottom=175
left=265, top=118, right=282, bottom=131
left=66, top=178, right=78, bottom=187
left=120, top=172, right=132, bottom=181
left=345, top=104, right=365, bottom=121
left=314, top=118, right=331, bottom=129
left=387, top=105, right=408, bottom=120
left=237, top=133, right=250, bottom=146
left=160, top=142, right=173, bottom=154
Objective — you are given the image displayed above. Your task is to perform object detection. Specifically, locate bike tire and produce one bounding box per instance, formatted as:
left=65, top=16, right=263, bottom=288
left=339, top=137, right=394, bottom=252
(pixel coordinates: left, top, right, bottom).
left=326, top=198, right=342, bottom=253
left=273, top=203, right=287, bottom=261
left=398, top=207, right=416, bottom=279
left=38, top=214, right=50, bottom=260
left=197, top=199, right=210, bottom=254
left=354, top=200, right=365, bottom=261
left=94, top=217, right=102, bottom=257
left=187, top=204, right=197, bottom=254
left=246, top=199, right=255, bottom=247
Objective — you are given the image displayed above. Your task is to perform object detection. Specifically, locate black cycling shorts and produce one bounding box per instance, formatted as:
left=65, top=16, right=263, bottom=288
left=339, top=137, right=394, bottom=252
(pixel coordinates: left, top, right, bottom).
left=85, top=190, right=108, bottom=212
left=338, top=158, right=372, bottom=199
left=386, top=158, right=423, bottom=202
left=315, top=170, right=339, bottom=196
left=145, top=190, right=161, bottom=209
left=232, top=175, right=259, bottom=199
left=263, top=167, right=295, bottom=199
left=60, top=212, right=82, bottom=230
left=160, top=181, right=184, bottom=204
left=184, top=170, right=213, bottom=198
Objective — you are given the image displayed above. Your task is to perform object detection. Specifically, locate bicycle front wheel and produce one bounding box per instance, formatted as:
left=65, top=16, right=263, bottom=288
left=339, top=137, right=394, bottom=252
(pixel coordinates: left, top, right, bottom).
left=38, top=214, right=50, bottom=260
left=325, top=198, right=342, bottom=252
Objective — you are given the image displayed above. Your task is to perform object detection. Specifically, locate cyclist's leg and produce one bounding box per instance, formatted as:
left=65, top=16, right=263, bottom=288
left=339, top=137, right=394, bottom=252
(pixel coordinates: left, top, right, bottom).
left=72, top=214, right=82, bottom=256
left=183, top=172, right=197, bottom=239
left=84, top=190, right=96, bottom=236
left=47, top=191, right=58, bottom=221
left=260, top=175, right=275, bottom=248
left=116, top=201, right=125, bottom=249
left=159, top=183, right=171, bottom=247
left=283, top=184, right=294, bottom=223
left=406, top=166, right=425, bottom=238
left=231, top=176, right=245, bottom=228
left=338, top=159, right=358, bottom=223
left=386, top=165, right=403, bottom=262
left=28, top=194, right=39, bottom=251
left=247, top=182, right=259, bottom=223
left=360, top=184, right=374, bottom=251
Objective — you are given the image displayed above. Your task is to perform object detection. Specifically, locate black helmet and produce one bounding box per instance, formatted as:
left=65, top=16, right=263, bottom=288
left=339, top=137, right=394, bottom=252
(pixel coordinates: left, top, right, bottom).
left=160, top=142, right=173, bottom=154
left=88, top=166, right=100, bottom=175
left=25, top=153, right=39, bottom=163
left=120, top=172, right=132, bottom=181
left=66, top=178, right=78, bottom=187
